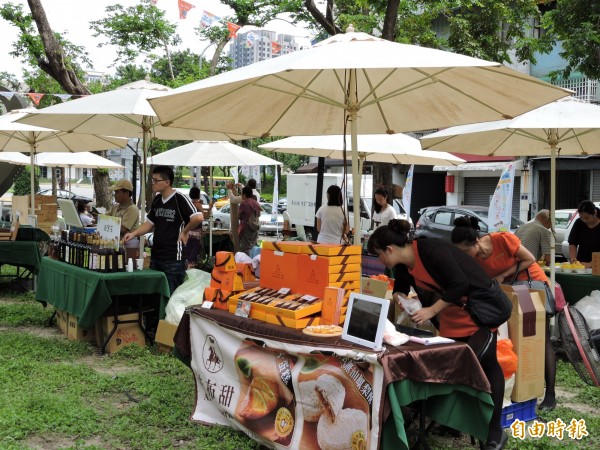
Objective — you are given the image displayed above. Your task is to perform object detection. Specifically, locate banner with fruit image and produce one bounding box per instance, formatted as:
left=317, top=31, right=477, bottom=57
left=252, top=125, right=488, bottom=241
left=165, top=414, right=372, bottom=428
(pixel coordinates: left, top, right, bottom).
left=189, top=315, right=384, bottom=449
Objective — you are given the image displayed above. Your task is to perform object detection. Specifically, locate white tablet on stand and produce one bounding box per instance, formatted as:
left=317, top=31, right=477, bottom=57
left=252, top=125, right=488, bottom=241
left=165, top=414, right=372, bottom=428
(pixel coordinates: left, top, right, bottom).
left=341, top=292, right=389, bottom=351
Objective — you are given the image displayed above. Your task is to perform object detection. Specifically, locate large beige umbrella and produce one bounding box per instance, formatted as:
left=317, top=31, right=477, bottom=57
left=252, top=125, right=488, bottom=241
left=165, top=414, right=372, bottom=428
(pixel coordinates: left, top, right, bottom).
left=0, top=152, right=30, bottom=165
left=16, top=78, right=248, bottom=252
left=421, top=96, right=600, bottom=293
left=149, top=26, right=569, bottom=243
left=0, top=109, right=127, bottom=217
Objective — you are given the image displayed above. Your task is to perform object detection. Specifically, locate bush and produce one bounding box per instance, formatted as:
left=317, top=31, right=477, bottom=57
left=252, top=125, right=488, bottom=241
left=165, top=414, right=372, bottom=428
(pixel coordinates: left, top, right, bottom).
left=12, top=167, right=39, bottom=196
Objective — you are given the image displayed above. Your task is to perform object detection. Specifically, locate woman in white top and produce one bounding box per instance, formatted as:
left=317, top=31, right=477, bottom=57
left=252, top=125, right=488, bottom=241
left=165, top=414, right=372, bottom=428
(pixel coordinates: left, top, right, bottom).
left=372, top=187, right=396, bottom=227
left=315, top=185, right=349, bottom=244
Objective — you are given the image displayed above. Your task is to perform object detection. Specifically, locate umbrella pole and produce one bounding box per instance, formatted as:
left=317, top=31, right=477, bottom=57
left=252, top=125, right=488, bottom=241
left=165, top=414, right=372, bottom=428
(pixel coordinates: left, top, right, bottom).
left=348, top=70, right=361, bottom=246
left=140, top=121, right=149, bottom=258
left=549, top=132, right=558, bottom=334
left=209, top=167, right=213, bottom=256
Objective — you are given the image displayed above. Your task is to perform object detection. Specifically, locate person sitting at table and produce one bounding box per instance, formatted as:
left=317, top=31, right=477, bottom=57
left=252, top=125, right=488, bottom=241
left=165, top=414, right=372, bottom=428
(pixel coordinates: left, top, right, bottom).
left=123, top=166, right=204, bottom=295
left=452, top=216, right=557, bottom=411
left=315, top=185, right=349, bottom=244
left=372, top=186, right=397, bottom=228
left=77, top=200, right=95, bottom=226
left=567, top=200, right=600, bottom=266
left=368, top=219, right=508, bottom=450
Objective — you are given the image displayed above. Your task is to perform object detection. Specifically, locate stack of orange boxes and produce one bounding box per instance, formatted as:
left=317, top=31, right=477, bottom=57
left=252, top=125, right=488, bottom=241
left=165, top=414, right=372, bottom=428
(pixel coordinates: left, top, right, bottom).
left=204, top=251, right=244, bottom=311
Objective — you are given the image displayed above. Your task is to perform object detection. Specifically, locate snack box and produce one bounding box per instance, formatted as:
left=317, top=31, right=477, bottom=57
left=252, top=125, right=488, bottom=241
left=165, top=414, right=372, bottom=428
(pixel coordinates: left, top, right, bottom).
left=265, top=313, right=320, bottom=329
left=329, top=280, right=361, bottom=291
left=229, top=287, right=294, bottom=313
left=228, top=301, right=267, bottom=321
left=325, top=254, right=362, bottom=265
left=298, top=253, right=360, bottom=274
left=328, top=271, right=361, bottom=283
left=213, top=251, right=237, bottom=272
left=267, top=300, right=323, bottom=319
left=236, top=262, right=256, bottom=281
left=261, top=241, right=309, bottom=254
left=210, top=270, right=245, bottom=291
left=304, top=244, right=362, bottom=256
left=204, top=287, right=234, bottom=310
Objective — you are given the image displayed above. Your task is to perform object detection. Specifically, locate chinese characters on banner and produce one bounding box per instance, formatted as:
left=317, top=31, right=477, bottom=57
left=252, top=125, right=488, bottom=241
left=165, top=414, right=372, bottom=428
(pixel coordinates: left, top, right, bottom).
left=188, top=315, right=385, bottom=449
left=488, top=162, right=515, bottom=232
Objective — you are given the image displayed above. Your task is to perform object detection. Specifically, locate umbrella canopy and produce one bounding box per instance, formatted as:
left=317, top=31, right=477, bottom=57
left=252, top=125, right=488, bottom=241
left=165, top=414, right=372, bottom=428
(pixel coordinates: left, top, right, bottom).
left=259, top=134, right=465, bottom=166
left=16, top=78, right=249, bottom=250
left=149, top=26, right=570, bottom=243
left=0, top=152, right=30, bottom=165
left=0, top=109, right=127, bottom=215
left=36, top=151, right=125, bottom=169
left=148, top=141, right=281, bottom=167
left=421, top=96, right=600, bottom=291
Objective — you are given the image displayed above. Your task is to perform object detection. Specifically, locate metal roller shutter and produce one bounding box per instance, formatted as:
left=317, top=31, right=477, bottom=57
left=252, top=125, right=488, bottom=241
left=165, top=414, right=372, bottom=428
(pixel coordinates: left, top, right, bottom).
left=592, top=170, right=600, bottom=200
left=464, top=177, right=521, bottom=217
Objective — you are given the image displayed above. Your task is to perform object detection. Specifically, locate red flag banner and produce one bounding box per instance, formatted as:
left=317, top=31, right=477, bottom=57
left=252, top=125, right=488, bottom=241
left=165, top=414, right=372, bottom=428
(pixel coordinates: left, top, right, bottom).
left=272, top=41, right=282, bottom=54
left=27, top=93, right=45, bottom=106
left=178, top=0, right=195, bottom=19
left=227, top=22, right=241, bottom=38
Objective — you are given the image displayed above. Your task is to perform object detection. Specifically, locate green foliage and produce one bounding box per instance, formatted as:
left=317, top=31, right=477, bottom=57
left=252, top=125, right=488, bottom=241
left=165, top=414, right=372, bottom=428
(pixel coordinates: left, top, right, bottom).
left=541, top=0, right=600, bottom=80
left=12, top=166, right=39, bottom=196
left=0, top=71, right=21, bottom=91
left=90, top=0, right=180, bottom=68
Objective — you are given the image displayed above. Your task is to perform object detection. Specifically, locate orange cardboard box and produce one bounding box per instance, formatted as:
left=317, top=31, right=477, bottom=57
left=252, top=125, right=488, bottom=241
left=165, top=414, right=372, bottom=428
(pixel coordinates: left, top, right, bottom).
left=236, top=263, right=256, bottom=281
left=303, top=244, right=362, bottom=256
left=210, top=269, right=224, bottom=288
left=329, top=280, right=361, bottom=291
left=262, top=241, right=308, bottom=254
left=328, top=263, right=361, bottom=274
left=260, top=250, right=299, bottom=291
left=228, top=301, right=267, bottom=321
left=297, top=254, right=331, bottom=298
left=269, top=301, right=323, bottom=319
left=214, top=251, right=237, bottom=272
left=220, top=271, right=245, bottom=291
left=321, top=287, right=344, bottom=325
left=204, top=287, right=234, bottom=310
left=325, top=254, right=362, bottom=265
left=328, top=271, right=361, bottom=283
left=265, top=313, right=320, bottom=329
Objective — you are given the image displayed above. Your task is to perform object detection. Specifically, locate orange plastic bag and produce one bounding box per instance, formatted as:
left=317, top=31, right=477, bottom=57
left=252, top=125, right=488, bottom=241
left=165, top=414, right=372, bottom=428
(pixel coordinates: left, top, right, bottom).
left=497, top=339, right=518, bottom=379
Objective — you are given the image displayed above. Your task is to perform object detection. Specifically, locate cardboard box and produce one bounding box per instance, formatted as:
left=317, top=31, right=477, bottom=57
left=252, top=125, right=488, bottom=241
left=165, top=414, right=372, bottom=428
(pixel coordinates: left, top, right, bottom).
left=361, top=277, right=389, bottom=298
left=236, top=263, right=256, bottom=281
left=214, top=251, right=237, bottom=272
left=325, top=254, right=362, bottom=265
left=228, top=301, right=267, bottom=321
left=262, top=241, right=308, bottom=254
left=220, top=271, right=244, bottom=292
left=55, top=309, right=68, bottom=335
left=155, top=319, right=178, bottom=352
left=265, top=313, right=320, bottom=329
left=329, top=280, right=361, bottom=291
left=204, top=287, right=233, bottom=310
left=267, top=301, right=323, bottom=320
left=67, top=314, right=96, bottom=343
left=101, top=313, right=146, bottom=353
left=260, top=250, right=299, bottom=291
left=304, top=244, right=362, bottom=256
left=502, top=285, right=546, bottom=402
left=592, top=252, right=600, bottom=276
left=321, top=287, right=344, bottom=325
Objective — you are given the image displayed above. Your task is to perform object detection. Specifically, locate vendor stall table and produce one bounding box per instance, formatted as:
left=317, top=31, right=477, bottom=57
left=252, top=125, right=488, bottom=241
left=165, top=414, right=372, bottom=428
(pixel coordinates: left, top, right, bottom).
left=175, top=308, right=493, bottom=450
left=36, top=257, right=170, bottom=351
left=553, top=271, right=600, bottom=305
left=0, top=241, right=42, bottom=290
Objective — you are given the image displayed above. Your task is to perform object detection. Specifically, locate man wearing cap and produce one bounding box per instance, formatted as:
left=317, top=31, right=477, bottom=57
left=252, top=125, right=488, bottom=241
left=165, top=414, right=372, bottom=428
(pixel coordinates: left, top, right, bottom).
left=108, top=179, right=140, bottom=238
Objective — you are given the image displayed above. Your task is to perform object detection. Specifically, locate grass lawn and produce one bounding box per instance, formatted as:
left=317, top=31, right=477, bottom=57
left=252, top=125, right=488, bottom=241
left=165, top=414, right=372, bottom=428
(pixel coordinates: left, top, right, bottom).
left=0, top=276, right=598, bottom=449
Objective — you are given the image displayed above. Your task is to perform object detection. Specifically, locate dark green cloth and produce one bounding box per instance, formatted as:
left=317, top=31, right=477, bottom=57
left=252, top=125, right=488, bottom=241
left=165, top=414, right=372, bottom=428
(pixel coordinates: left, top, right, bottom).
left=0, top=241, right=42, bottom=274
left=554, top=271, right=599, bottom=304
left=36, top=257, right=170, bottom=328
left=382, top=379, right=494, bottom=450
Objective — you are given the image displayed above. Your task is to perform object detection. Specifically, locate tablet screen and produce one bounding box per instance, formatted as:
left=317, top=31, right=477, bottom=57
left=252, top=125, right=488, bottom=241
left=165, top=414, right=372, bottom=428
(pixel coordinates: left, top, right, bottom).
left=346, top=298, right=383, bottom=344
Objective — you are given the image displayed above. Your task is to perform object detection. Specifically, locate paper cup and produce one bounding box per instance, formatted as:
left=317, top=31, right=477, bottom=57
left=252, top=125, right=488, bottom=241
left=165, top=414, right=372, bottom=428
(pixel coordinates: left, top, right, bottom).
left=136, top=258, right=144, bottom=270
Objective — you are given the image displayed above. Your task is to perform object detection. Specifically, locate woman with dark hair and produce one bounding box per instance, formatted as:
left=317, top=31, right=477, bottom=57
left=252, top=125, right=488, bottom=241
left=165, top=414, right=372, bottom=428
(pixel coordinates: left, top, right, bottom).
left=451, top=216, right=557, bottom=411
left=567, top=200, right=600, bottom=265
left=372, top=187, right=396, bottom=227
left=315, top=185, right=349, bottom=244
left=368, top=219, right=508, bottom=450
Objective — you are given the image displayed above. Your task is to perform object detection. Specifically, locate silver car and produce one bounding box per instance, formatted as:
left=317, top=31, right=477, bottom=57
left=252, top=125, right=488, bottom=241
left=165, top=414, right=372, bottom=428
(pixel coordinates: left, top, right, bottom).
left=212, top=202, right=284, bottom=236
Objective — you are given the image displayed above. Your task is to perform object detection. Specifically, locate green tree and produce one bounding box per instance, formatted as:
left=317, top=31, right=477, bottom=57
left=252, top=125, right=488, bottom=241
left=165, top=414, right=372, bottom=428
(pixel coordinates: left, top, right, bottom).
left=90, top=0, right=180, bottom=80
left=541, top=0, right=600, bottom=80
left=12, top=166, right=40, bottom=196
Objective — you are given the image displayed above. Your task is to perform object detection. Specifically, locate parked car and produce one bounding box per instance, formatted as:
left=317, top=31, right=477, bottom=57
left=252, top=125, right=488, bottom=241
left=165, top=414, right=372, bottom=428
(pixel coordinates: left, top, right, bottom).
left=560, top=203, right=600, bottom=259
left=414, top=205, right=524, bottom=241
left=277, top=197, right=287, bottom=214
left=554, top=209, right=577, bottom=258
left=38, top=189, right=92, bottom=204
left=212, top=202, right=284, bottom=235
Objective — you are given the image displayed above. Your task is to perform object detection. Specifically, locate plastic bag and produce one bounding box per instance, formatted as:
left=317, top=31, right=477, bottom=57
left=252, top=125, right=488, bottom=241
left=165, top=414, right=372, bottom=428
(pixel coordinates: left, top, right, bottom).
left=165, top=269, right=212, bottom=325
left=574, top=291, right=600, bottom=330
left=497, top=339, right=518, bottom=379
left=503, top=374, right=515, bottom=408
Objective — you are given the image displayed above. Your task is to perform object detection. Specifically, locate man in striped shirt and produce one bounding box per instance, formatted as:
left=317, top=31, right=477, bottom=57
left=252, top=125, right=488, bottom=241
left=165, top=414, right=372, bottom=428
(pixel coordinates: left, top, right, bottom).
left=515, top=209, right=552, bottom=266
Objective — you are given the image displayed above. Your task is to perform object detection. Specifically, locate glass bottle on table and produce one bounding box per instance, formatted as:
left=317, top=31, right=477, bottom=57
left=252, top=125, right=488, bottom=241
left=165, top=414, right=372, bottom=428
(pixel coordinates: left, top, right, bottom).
left=98, top=239, right=106, bottom=273
left=116, top=240, right=126, bottom=272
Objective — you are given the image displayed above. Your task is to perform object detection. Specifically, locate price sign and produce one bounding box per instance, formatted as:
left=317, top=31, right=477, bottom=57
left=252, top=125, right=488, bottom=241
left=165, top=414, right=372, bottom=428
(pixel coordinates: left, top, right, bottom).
left=97, top=214, right=121, bottom=251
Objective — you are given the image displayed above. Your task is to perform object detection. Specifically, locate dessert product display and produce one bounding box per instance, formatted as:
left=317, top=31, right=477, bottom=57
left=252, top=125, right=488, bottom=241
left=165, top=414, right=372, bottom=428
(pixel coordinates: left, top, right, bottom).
left=317, top=408, right=368, bottom=450
left=303, top=325, right=343, bottom=337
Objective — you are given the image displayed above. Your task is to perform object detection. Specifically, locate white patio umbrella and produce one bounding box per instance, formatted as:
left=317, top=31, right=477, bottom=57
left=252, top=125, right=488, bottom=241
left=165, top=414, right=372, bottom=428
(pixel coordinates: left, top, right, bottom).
left=421, top=96, right=600, bottom=293
left=36, top=152, right=125, bottom=191
left=16, top=78, right=248, bottom=251
left=149, top=26, right=569, bottom=243
left=149, top=140, right=281, bottom=254
left=0, top=152, right=30, bottom=165
left=0, top=109, right=127, bottom=216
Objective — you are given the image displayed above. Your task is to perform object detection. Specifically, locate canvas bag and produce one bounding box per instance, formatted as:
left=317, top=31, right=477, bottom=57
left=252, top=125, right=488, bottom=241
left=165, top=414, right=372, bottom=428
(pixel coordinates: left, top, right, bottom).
left=508, top=264, right=556, bottom=317
left=246, top=206, right=261, bottom=232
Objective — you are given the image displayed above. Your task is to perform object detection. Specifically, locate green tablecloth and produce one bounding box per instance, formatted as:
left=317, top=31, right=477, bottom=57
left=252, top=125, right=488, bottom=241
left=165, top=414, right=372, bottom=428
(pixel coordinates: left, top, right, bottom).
left=0, top=241, right=42, bottom=274
left=36, top=257, right=170, bottom=328
left=554, top=271, right=600, bottom=304
left=382, top=379, right=494, bottom=450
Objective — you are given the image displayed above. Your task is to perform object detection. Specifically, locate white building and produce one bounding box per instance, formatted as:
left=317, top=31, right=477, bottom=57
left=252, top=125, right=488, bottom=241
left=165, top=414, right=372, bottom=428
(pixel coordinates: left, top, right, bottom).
left=229, top=30, right=301, bottom=69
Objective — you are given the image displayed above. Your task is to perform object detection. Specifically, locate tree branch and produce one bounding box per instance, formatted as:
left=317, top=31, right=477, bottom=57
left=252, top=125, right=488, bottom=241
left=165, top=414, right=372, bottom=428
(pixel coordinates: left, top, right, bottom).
left=304, top=0, right=340, bottom=35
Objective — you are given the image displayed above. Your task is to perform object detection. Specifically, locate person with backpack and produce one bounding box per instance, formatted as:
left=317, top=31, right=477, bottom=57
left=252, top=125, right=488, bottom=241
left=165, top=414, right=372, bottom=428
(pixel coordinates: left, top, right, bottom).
left=238, top=186, right=261, bottom=256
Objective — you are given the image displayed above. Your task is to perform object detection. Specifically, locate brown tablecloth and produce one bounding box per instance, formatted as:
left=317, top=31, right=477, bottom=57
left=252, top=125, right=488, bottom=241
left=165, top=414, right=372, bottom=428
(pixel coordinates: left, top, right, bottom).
left=174, top=307, right=491, bottom=423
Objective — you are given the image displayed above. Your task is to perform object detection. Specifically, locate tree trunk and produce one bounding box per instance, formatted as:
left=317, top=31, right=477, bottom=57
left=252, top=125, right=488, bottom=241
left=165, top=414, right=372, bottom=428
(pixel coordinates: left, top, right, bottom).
left=381, top=0, right=400, bottom=41
left=209, top=39, right=229, bottom=76
left=163, top=40, right=175, bottom=80
left=92, top=170, right=111, bottom=209
left=27, top=0, right=90, bottom=96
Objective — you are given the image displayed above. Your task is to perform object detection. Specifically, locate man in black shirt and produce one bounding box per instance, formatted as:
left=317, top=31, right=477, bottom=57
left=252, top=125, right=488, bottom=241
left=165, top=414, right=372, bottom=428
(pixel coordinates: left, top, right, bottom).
left=124, top=166, right=204, bottom=295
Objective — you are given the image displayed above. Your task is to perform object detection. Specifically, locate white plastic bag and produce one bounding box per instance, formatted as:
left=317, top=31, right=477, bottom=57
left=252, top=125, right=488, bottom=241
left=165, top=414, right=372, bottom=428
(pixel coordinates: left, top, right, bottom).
left=503, top=374, right=515, bottom=408
left=574, top=291, right=600, bottom=330
left=165, top=269, right=212, bottom=324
